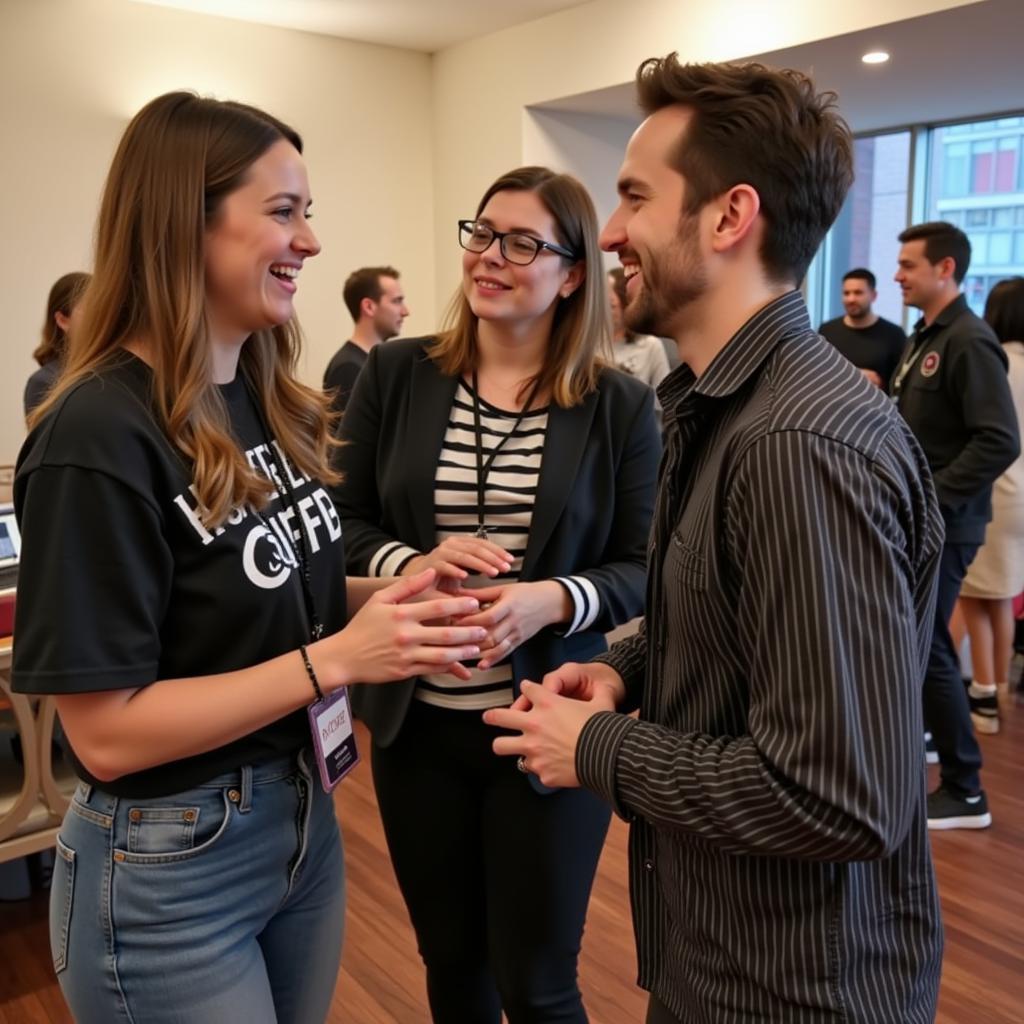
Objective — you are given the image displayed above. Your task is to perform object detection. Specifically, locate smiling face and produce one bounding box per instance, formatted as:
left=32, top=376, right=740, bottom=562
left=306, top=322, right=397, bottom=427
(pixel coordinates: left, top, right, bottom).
left=462, top=188, right=581, bottom=331
left=600, top=106, right=709, bottom=339
left=895, top=240, right=951, bottom=311
left=204, top=139, right=320, bottom=344
left=842, top=277, right=876, bottom=319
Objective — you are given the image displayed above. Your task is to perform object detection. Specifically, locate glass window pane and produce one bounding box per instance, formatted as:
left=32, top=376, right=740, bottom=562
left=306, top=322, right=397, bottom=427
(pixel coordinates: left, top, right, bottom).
left=989, top=232, right=1012, bottom=264
left=1015, top=233, right=1024, bottom=263
left=996, top=137, right=1018, bottom=192
left=994, top=207, right=1014, bottom=227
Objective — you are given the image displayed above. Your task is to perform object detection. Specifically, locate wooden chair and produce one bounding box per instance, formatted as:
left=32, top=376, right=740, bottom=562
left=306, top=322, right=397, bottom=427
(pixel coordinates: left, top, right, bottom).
left=0, top=639, right=65, bottom=862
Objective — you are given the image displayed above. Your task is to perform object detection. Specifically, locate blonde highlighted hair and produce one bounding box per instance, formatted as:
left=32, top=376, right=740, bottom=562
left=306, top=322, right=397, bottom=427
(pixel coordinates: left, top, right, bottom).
left=29, top=91, right=339, bottom=527
left=432, top=166, right=611, bottom=406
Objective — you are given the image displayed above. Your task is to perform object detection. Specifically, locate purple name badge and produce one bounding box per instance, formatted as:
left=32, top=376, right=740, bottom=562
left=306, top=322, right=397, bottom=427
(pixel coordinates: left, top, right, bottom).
left=307, top=687, right=359, bottom=793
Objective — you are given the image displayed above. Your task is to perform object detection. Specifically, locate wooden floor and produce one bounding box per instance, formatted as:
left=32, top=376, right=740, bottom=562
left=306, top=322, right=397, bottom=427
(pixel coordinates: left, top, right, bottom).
left=2, top=697, right=1022, bottom=1023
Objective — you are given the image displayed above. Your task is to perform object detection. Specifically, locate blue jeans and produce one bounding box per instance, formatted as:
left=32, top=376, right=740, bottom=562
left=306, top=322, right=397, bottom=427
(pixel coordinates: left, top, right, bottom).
left=50, top=751, right=345, bottom=1024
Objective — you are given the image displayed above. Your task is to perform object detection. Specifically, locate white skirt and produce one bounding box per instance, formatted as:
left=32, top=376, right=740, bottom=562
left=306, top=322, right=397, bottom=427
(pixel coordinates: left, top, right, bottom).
left=961, top=498, right=1024, bottom=600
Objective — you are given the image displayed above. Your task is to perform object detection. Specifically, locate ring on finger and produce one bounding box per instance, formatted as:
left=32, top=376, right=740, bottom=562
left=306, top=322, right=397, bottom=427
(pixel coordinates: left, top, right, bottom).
left=516, top=756, right=529, bottom=774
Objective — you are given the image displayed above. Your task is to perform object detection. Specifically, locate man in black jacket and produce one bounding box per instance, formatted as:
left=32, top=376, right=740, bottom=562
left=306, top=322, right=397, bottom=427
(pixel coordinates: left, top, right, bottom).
left=892, top=221, right=1020, bottom=829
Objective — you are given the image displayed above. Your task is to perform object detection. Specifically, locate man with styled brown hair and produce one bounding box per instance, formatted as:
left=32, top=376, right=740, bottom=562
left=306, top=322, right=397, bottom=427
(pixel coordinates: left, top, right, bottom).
left=486, top=55, right=944, bottom=1022
left=323, top=265, right=408, bottom=416
left=892, top=221, right=1018, bottom=824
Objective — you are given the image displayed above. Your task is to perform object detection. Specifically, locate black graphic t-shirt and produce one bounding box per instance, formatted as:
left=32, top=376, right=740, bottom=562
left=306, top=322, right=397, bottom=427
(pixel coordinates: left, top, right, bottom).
left=12, top=352, right=347, bottom=797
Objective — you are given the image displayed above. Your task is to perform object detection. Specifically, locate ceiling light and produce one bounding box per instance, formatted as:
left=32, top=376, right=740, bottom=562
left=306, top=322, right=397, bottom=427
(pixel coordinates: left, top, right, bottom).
left=861, top=51, right=890, bottom=65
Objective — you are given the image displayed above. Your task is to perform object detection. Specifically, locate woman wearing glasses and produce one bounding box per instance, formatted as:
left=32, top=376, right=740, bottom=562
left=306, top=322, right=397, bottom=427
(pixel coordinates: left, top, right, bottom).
left=336, top=166, right=660, bottom=1023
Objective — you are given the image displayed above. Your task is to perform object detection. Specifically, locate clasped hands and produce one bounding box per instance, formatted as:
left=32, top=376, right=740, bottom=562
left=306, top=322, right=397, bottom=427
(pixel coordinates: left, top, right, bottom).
left=401, top=536, right=565, bottom=669
left=402, top=534, right=626, bottom=788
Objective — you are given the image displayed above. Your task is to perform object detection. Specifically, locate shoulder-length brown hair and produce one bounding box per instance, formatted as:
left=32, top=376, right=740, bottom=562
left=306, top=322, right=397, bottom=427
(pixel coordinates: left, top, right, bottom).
left=30, top=91, right=339, bottom=528
left=33, top=272, right=91, bottom=367
left=432, top=166, right=610, bottom=407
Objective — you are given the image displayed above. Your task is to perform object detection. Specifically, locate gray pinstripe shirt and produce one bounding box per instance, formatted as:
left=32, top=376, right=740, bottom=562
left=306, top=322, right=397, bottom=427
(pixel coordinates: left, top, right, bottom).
left=577, top=292, right=944, bottom=1022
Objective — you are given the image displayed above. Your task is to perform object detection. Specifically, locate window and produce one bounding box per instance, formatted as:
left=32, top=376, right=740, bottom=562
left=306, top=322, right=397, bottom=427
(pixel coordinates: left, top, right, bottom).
left=807, top=113, right=1024, bottom=327
left=806, top=132, right=910, bottom=328
left=928, top=117, right=1024, bottom=314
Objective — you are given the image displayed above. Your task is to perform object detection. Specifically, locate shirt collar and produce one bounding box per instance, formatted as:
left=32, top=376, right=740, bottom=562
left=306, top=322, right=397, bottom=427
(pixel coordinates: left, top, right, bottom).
left=912, top=293, right=968, bottom=335
left=657, top=290, right=811, bottom=416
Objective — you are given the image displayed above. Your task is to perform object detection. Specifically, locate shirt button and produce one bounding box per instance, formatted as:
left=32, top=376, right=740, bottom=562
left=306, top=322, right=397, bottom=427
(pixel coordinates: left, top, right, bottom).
left=643, top=859, right=655, bottom=872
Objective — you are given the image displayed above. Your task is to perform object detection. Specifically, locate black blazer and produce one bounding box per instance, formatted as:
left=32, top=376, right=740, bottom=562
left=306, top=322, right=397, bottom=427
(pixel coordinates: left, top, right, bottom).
left=334, top=337, right=660, bottom=748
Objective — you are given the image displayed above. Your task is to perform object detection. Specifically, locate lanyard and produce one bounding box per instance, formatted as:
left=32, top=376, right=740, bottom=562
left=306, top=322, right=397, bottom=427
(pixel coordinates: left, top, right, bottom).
left=243, top=376, right=324, bottom=642
left=890, top=335, right=928, bottom=398
left=470, top=370, right=543, bottom=540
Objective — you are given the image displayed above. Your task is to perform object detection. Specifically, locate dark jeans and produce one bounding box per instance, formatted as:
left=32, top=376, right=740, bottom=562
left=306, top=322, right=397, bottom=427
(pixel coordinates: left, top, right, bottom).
left=924, top=541, right=983, bottom=797
left=371, top=699, right=612, bottom=1024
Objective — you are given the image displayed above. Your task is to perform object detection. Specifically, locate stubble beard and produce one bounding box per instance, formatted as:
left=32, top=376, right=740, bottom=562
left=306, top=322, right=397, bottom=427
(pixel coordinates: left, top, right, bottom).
left=624, top=214, right=707, bottom=338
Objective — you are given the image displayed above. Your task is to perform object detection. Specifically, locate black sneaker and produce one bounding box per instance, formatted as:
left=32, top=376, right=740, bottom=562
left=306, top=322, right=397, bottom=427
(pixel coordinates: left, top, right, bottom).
left=968, top=689, right=1000, bottom=735
left=926, top=786, right=992, bottom=830
left=924, top=732, right=939, bottom=765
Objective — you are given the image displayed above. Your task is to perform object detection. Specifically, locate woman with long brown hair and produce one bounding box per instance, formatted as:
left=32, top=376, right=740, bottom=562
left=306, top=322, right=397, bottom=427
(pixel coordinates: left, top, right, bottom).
left=337, top=166, right=660, bottom=1022
left=24, top=271, right=90, bottom=416
left=12, top=92, right=484, bottom=1024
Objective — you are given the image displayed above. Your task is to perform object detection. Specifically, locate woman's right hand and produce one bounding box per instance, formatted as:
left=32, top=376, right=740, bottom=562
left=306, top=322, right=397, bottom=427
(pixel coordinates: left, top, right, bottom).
left=402, top=536, right=514, bottom=584
left=320, top=569, right=487, bottom=687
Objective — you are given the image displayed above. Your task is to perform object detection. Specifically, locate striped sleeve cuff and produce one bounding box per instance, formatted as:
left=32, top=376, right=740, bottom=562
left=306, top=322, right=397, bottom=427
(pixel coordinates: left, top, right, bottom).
left=576, top=711, right=637, bottom=821
left=368, top=541, right=421, bottom=578
left=553, top=575, right=601, bottom=635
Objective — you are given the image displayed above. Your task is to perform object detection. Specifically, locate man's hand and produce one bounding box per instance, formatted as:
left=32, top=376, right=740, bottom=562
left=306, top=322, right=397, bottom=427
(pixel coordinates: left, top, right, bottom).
left=483, top=679, right=619, bottom=788
left=507, top=660, right=627, bottom=713
left=859, top=368, right=884, bottom=388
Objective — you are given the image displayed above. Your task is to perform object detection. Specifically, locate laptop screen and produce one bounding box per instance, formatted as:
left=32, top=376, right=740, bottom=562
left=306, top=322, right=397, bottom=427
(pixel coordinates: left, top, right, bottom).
left=0, top=503, right=21, bottom=569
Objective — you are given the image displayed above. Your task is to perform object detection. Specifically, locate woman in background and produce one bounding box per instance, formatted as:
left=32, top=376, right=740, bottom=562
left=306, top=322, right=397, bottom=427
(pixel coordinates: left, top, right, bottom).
left=957, top=277, right=1024, bottom=736
left=337, top=165, right=660, bottom=1023
left=24, top=271, right=90, bottom=417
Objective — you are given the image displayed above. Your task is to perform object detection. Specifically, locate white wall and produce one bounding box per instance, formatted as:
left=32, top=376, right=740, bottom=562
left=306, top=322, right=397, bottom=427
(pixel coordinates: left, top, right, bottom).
left=523, top=108, right=638, bottom=273
left=0, top=0, right=436, bottom=465
left=430, top=0, right=977, bottom=311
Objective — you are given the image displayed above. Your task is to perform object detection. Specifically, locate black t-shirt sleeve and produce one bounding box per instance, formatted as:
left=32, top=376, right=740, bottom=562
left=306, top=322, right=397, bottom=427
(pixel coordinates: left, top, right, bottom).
left=324, top=358, right=362, bottom=416
left=12, top=465, right=173, bottom=695
left=880, top=323, right=907, bottom=388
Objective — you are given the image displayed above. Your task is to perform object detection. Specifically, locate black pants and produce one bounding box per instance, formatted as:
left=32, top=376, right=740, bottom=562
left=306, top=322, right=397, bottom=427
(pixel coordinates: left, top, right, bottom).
left=371, top=699, right=612, bottom=1024
left=923, top=541, right=982, bottom=797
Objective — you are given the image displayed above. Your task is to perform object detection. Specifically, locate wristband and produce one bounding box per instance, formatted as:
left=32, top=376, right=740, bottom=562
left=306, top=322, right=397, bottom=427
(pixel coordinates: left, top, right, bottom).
left=299, top=643, right=325, bottom=702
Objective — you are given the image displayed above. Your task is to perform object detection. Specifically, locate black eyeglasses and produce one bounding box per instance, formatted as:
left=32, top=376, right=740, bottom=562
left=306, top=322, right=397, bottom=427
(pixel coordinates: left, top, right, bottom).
left=458, top=219, right=578, bottom=266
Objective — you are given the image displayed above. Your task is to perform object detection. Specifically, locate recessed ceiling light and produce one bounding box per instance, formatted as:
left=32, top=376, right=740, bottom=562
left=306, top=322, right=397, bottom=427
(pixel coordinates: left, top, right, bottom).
left=862, top=51, right=890, bottom=65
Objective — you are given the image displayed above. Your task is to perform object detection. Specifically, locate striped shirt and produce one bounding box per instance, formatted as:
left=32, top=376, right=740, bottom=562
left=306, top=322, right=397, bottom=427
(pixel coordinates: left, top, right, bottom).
left=368, top=380, right=599, bottom=710
left=576, top=292, right=944, bottom=1022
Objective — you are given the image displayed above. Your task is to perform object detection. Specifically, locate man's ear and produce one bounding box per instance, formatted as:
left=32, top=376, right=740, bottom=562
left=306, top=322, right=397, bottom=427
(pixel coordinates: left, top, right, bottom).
left=936, top=255, right=958, bottom=284
left=709, top=184, right=760, bottom=255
